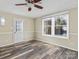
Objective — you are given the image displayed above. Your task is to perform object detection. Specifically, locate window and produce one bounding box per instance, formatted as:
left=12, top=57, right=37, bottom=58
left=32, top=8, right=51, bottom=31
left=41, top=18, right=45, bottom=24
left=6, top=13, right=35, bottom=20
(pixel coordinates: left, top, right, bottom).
left=42, top=18, right=52, bottom=36
left=0, top=17, right=5, bottom=26
left=16, top=20, right=23, bottom=32
left=42, top=12, right=69, bottom=38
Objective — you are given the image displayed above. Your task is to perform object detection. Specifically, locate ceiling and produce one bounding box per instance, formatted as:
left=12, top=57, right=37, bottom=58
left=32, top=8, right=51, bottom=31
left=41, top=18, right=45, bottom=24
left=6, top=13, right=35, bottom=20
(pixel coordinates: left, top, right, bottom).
left=0, top=0, right=77, bottom=18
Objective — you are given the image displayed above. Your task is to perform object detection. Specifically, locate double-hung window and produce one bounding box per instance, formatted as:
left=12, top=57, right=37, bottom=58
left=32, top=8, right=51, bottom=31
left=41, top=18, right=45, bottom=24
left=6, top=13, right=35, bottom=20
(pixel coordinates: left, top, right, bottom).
left=42, top=12, right=69, bottom=38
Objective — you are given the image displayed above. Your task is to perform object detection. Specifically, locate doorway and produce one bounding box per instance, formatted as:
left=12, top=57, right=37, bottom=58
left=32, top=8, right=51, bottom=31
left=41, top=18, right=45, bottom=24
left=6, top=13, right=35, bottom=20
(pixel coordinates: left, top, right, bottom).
left=14, top=20, right=24, bottom=43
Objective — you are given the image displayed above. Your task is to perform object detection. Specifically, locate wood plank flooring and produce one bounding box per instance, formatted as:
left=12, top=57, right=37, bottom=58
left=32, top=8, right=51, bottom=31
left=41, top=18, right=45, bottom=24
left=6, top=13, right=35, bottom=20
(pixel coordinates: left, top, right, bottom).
left=0, top=40, right=78, bottom=59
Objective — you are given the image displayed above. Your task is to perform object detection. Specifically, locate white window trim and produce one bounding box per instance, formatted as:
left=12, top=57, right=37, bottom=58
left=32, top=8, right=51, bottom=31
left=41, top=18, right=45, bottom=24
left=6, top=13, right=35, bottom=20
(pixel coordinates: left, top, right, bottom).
left=42, top=18, right=53, bottom=37
left=42, top=11, right=69, bottom=39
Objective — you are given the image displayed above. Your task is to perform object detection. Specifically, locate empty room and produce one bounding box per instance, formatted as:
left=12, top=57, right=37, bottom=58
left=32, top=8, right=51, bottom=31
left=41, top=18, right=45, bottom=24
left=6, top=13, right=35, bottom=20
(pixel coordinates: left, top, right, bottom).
left=0, top=0, right=78, bottom=59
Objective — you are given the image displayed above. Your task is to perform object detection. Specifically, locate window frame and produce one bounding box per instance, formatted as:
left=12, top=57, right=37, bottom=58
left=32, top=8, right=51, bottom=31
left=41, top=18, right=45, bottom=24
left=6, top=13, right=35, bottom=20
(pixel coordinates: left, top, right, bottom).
left=42, top=18, right=53, bottom=37
left=42, top=12, right=69, bottom=39
left=0, top=16, right=5, bottom=26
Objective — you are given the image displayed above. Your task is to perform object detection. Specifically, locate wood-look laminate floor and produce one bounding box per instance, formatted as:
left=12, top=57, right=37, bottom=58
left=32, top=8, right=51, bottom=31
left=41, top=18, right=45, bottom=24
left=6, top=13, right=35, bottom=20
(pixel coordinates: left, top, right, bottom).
left=3, top=40, right=78, bottom=59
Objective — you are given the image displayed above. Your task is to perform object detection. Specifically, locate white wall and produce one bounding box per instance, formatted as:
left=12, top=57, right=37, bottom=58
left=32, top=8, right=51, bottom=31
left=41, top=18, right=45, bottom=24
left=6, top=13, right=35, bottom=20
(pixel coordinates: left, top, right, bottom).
left=0, top=8, right=78, bottom=51
left=35, top=8, right=78, bottom=51
left=0, top=11, right=34, bottom=46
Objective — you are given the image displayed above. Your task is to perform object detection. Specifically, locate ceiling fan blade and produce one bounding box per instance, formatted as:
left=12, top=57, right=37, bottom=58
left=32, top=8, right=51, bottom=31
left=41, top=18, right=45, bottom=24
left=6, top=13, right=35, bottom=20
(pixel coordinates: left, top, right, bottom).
left=25, top=0, right=41, bottom=3
left=34, top=4, right=43, bottom=9
left=34, top=0, right=41, bottom=3
left=15, top=3, right=27, bottom=6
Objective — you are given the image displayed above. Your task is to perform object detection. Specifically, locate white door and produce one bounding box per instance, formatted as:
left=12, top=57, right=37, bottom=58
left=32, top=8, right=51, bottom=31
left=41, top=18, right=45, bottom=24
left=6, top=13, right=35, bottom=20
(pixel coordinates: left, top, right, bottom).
left=14, top=20, right=23, bottom=43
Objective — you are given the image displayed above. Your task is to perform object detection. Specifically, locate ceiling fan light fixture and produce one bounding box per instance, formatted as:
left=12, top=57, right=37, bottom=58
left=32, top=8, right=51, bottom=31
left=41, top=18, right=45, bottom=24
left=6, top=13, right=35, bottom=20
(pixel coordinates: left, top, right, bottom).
left=28, top=7, right=32, bottom=11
